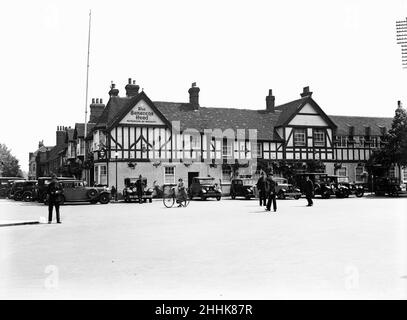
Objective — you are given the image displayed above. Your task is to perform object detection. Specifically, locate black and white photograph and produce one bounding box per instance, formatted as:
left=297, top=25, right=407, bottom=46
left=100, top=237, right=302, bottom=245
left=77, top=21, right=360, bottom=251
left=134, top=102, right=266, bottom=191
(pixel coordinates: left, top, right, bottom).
left=0, top=0, right=406, bottom=303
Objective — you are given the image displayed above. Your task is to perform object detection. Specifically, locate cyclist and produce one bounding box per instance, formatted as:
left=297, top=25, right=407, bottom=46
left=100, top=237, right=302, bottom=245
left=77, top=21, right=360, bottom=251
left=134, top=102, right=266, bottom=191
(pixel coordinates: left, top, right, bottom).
left=176, top=178, right=188, bottom=207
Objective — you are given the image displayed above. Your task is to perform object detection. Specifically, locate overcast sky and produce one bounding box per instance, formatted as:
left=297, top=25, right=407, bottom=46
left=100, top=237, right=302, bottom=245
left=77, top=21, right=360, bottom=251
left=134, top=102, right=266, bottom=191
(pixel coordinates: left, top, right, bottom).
left=1, top=0, right=406, bottom=172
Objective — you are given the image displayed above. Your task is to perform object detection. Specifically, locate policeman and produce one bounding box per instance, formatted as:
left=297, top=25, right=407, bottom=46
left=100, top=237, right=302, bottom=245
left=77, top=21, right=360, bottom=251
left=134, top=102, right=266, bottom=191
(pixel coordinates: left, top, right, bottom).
left=47, top=174, right=63, bottom=224
left=265, top=173, right=278, bottom=213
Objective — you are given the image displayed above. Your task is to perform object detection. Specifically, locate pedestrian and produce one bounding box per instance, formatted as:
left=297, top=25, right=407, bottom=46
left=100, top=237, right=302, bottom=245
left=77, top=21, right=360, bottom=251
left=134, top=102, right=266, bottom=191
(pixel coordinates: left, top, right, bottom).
left=265, top=173, right=278, bottom=212
left=256, top=171, right=267, bottom=207
left=304, top=175, right=314, bottom=207
left=176, top=178, right=188, bottom=207
left=136, top=174, right=144, bottom=204
left=110, top=185, right=117, bottom=201
left=47, top=174, right=63, bottom=224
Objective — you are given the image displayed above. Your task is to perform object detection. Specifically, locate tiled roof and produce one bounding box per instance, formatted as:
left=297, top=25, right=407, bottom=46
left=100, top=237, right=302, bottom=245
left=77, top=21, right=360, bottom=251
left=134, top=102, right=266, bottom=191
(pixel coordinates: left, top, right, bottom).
left=274, top=97, right=308, bottom=126
left=94, top=96, right=132, bottom=129
left=329, top=115, right=393, bottom=136
left=153, top=102, right=283, bottom=140
left=47, top=144, right=67, bottom=162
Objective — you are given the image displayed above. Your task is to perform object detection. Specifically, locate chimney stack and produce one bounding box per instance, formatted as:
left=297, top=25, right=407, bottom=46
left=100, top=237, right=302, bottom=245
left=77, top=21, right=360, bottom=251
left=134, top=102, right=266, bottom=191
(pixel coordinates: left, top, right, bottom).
left=300, top=86, right=313, bottom=98
left=397, top=100, right=402, bottom=108
left=109, top=82, right=119, bottom=97
left=125, top=77, right=140, bottom=97
left=56, top=126, right=66, bottom=146
left=89, top=98, right=105, bottom=123
left=266, top=89, right=275, bottom=112
left=188, top=82, right=200, bottom=110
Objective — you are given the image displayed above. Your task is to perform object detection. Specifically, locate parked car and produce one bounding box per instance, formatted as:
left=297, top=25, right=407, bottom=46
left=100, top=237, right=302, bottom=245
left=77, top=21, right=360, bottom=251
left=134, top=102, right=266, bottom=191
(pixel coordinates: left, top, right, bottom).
left=230, top=178, right=256, bottom=200
left=44, top=180, right=111, bottom=205
left=326, top=175, right=364, bottom=198
left=36, top=176, right=73, bottom=203
left=8, top=180, right=27, bottom=200
left=18, top=180, right=39, bottom=202
left=189, top=177, right=222, bottom=200
left=122, top=177, right=153, bottom=203
left=373, top=177, right=407, bottom=197
left=293, top=173, right=334, bottom=199
left=0, top=177, right=22, bottom=198
left=272, top=177, right=302, bottom=200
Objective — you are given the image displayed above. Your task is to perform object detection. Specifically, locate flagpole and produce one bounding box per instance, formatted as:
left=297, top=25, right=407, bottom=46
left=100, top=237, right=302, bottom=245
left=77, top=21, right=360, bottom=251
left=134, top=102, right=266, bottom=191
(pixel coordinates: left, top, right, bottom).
left=84, top=9, right=91, bottom=183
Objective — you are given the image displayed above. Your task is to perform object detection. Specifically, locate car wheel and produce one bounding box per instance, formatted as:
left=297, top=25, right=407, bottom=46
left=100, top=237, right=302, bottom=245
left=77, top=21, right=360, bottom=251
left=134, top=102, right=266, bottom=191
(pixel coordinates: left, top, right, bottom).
left=201, top=195, right=206, bottom=201
left=99, top=193, right=110, bottom=204
left=23, top=192, right=32, bottom=202
left=356, top=191, right=364, bottom=198
left=87, top=189, right=98, bottom=199
left=277, top=191, right=285, bottom=200
left=322, top=192, right=330, bottom=199
left=231, top=194, right=236, bottom=200
left=14, top=191, right=23, bottom=201
left=216, top=196, right=221, bottom=201
left=294, top=195, right=301, bottom=200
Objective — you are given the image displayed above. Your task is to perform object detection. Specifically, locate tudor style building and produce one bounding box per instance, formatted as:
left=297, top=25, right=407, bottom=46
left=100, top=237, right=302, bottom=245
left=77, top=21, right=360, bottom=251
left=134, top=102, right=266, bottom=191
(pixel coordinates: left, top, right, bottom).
left=31, top=78, right=405, bottom=193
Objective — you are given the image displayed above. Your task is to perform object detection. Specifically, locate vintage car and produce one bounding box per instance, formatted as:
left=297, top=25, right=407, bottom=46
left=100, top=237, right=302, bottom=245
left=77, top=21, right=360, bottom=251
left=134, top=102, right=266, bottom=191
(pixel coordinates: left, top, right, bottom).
left=189, top=177, right=222, bottom=201
left=230, top=178, right=256, bottom=200
left=373, top=177, right=407, bottom=197
left=326, top=175, right=364, bottom=198
left=272, top=177, right=302, bottom=200
left=0, top=177, right=22, bottom=198
left=44, top=180, right=111, bottom=205
left=35, top=176, right=73, bottom=203
left=8, top=180, right=27, bottom=200
left=122, top=177, right=153, bottom=203
left=293, top=173, right=335, bottom=199
left=16, top=180, right=39, bottom=202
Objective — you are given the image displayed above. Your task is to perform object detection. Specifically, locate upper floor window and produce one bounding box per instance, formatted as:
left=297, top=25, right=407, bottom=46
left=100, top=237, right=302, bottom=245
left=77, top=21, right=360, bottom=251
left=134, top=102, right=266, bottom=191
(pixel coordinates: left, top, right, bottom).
left=294, top=128, right=306, bottom=147
left=313, top=129, right=325, bottom=147
left=252, top=142, right=263, bottom=158
left=222, top=141, right=233, bottom=157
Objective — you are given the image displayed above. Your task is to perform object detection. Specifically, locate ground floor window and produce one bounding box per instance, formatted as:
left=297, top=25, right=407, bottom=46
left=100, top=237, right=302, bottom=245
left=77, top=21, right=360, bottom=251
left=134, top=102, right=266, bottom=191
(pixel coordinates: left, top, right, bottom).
left=389, top=166, right=396, bottom=178
left=355, top=166, right=367, bottom=183
left=222, top=167, right=232, bottom=182
left=164, top=166, right=175, bottom=184
left=335, top=167, right=347, bottom=182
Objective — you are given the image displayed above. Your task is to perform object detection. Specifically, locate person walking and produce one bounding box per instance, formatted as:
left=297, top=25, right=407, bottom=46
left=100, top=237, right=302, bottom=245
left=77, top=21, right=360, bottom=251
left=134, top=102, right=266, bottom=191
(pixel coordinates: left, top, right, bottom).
left=110, top=185, right=117, bottom=201
left=47, top=174, right=63, bottom=224
left=304, top=175, right=314, bottom=207
left=136, top=174, right=144, bottom=204
left=256, top=172, right=267, bottom=207
left=266, top=173, right=278, bottom=212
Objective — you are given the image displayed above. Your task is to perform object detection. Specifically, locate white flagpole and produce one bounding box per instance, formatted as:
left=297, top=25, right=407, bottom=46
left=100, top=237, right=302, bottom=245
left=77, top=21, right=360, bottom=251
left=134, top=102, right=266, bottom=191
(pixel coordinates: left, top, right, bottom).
left=84, top=10, right=91, bottom=183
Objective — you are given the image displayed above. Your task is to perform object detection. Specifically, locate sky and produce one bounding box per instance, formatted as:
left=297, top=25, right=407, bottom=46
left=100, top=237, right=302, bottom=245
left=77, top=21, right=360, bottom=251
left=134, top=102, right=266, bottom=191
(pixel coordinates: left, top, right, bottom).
left=1, top=0, right=407, bottom=172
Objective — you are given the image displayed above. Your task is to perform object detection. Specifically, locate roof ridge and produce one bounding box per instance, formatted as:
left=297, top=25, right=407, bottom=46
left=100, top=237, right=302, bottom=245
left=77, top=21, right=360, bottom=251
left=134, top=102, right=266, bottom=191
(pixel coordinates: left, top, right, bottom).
left=329, top=114, right=393, bottom=119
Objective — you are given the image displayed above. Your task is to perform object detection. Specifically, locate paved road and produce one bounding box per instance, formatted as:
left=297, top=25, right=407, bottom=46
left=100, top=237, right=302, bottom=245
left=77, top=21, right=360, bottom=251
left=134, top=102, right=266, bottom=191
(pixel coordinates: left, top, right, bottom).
left=0, top=196, right=406, bottom=299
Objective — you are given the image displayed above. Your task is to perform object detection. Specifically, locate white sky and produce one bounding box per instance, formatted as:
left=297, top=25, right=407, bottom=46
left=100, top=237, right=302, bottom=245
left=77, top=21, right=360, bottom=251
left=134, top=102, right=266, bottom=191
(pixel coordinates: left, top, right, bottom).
left=1, top=0, right=407, bottom=172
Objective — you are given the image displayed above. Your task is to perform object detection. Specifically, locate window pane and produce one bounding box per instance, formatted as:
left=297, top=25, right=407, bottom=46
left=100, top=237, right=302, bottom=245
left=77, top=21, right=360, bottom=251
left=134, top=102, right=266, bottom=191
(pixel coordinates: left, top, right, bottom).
left=294, top=129, right=306, bottom=146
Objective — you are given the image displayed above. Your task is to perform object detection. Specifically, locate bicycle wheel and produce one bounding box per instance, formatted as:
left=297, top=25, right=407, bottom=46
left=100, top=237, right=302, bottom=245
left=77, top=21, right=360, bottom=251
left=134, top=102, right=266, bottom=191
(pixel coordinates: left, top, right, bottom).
left=163, top=194, right=175, bottom=208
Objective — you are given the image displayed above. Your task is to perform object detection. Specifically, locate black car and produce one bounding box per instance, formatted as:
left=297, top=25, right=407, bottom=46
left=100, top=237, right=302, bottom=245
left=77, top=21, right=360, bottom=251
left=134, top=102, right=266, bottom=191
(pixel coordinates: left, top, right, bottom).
left=329, top=176, right=364, bottom=198
left=8, top=180, right=27, bottom=200
left=19, top=180, right=39, bottom=202
left=294, top=173, right=334, bottom=199
left=0, top=177, right=22, bottom=198
left=122, top=177, right=153, bottom=203
left=230, top=178, right=256, bottom=200
left=189, top=177, right=222, bottom=201
left=36, top=176, right=73, bottom=203
left=373, top=177, right=407, bottom=197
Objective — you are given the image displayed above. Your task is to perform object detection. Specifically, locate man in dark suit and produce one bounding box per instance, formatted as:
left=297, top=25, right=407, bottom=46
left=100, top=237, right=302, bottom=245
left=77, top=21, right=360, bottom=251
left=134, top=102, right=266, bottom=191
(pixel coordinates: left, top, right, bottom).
left=266, top=173, right=278, bottom=212
left=47, top=174, right=63, bottom=224
left=136, top=174, right=144, bottom=204
left=304, top=175, right=314, bottom=207
left=256, top=172, right=267, bottom=207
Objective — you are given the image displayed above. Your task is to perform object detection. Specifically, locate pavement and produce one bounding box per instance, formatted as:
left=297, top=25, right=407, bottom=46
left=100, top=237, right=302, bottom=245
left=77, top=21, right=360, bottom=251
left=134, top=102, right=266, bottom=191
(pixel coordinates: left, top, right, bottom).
left=0, top=196, right=406, bottom=299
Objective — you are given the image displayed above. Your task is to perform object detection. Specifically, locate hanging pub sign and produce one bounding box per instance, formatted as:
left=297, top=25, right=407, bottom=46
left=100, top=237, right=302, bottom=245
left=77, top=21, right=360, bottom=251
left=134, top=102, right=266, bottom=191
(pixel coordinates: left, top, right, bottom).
left=120, top=100, right=165, bottom=125
left=98, top=148, right=107, bottom=160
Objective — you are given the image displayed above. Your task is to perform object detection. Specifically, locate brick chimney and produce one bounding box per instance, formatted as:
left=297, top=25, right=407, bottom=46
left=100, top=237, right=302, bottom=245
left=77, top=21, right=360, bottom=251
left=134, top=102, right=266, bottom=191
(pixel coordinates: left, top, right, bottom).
left=266, top=89, right=275, bottom=112
left=89, top=98, right=105, bottom=123
left=300, top=86, right=313, bottom=98
left=56, top=126, right=66, bottom=146
left=109, top=82, right=119, bottom=97
left=188, top=82, right=200, bottom=110
left=38, top=140, right=44, bottom=148
left=125, top=78, right=140, bottom=97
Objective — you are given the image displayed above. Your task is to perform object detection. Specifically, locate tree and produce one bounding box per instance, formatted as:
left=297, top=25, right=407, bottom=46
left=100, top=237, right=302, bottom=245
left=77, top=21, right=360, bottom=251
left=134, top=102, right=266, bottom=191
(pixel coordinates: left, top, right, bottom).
left=0, top=143, right=23, bottom=177
left=366, top=103, right=407, bottom=175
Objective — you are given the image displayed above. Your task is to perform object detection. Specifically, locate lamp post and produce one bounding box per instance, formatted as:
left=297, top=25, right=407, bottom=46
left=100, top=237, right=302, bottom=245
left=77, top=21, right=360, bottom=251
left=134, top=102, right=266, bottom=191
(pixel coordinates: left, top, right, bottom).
left=115, top=151, right=119, bottom=201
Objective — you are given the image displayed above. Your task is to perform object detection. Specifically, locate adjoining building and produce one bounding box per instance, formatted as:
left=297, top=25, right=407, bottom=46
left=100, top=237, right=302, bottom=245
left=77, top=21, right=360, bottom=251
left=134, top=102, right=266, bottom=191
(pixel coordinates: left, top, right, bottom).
left=31, top=78, right=406, bottom=193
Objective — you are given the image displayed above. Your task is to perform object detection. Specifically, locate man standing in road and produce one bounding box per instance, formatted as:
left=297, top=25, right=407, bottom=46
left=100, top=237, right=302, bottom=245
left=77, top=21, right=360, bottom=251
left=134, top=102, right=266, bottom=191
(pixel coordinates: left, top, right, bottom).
left=136, top=174, right=144, bottom=204
left=304, top=175, right=314, bottom=207
left=266, top=173, right=278, bottom=212
left=47, top=174, right=63, bottom=224
left=256, top=171, right=267, bottom=207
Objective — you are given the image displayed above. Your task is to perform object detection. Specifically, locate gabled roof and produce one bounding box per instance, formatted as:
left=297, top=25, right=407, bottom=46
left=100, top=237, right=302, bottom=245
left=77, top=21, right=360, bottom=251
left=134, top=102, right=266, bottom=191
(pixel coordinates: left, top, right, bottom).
left=274, top=96, right=337, bottom=128
left=154, top=102, right=283, bottom=140
left=329, top=115, right=393, bottom=136
left=94, top=96, right=133, bottom=130
left=47, top=144, right=67, bottom=162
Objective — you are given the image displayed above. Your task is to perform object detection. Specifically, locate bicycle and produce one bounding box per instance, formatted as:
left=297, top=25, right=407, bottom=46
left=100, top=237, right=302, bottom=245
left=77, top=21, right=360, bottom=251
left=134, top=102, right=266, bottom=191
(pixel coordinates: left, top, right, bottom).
left=163, top=185, right=190, bottom=208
